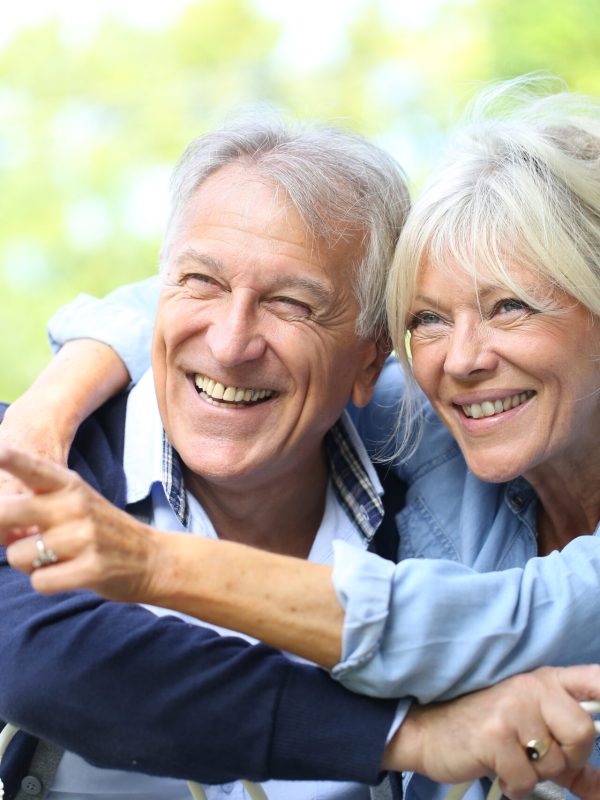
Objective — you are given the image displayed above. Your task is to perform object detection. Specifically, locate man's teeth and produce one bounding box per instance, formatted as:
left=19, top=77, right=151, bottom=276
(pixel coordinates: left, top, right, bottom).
left=194, top=374, right=273, bottom=405
left=462, top=391, right=535, bottom=419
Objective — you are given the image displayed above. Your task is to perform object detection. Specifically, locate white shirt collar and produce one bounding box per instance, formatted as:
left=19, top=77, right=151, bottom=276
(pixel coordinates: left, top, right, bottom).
left=123, top=368, right=383, bottom=547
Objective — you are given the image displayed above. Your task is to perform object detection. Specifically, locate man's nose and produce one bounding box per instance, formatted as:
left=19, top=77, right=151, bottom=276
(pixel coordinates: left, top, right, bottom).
left=443, top=319, right=499, bottom=379
left=205, top=292, right=266, bottom=366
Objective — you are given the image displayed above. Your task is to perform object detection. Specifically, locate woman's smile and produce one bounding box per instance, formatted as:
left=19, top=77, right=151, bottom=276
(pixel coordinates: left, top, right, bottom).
left=458, top=390, right=536, bottom=420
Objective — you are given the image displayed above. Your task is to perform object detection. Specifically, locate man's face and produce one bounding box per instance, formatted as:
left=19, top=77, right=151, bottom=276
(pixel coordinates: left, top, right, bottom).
left=152, top=163, right=382, bottom=492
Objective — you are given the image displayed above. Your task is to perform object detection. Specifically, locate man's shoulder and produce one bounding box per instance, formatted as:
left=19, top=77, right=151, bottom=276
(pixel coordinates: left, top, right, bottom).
left=68, top=392, right=130, bottom=507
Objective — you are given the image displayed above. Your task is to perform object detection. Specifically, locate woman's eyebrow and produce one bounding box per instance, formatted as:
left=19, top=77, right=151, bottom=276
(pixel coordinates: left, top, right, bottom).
left=412, top=293, right=445, bottom=307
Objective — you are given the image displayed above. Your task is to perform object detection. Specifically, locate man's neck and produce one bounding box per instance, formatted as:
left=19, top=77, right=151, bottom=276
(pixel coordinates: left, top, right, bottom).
left=183, top=449, right=330, bottom=559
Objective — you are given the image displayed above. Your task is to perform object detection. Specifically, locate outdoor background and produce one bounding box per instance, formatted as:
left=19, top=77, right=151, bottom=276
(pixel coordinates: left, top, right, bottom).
left=1, top=0, right=599, bottom=400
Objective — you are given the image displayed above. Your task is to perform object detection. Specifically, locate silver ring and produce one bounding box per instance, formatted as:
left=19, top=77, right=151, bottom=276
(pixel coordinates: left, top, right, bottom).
left=32, top=533, right=58, bottom=569
left=525, top=737, right=552, bottom=762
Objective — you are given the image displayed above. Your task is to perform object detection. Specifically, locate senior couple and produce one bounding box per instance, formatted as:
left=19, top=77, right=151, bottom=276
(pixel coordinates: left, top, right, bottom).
left=1, top=76, right=600, bottom=800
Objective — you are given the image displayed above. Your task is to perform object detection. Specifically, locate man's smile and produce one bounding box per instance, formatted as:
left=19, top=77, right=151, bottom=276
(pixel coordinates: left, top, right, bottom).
left=194, top=372, right=276, bottom=407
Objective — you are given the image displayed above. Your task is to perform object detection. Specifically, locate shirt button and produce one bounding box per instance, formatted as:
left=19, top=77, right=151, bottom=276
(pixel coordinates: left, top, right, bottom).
left=511, top=494, right=524, bottom=509
left=222, top=783, right=234, bottom=794
left=20, top=775, right=43, bottom=795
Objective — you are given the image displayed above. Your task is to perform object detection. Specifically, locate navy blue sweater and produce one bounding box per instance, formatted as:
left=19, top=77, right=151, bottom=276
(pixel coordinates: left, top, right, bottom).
left=0, top=397, right=401, bottom=796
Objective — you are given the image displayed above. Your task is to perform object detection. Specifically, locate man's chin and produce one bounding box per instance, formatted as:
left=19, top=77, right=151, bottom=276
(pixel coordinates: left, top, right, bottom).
left=179, top=446, right=274, bottom=490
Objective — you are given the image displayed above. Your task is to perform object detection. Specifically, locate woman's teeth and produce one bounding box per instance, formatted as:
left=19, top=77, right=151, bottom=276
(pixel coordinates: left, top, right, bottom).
left=462, top=390, right=535, bottom=419
left=194, top=374, right=274, bottom=405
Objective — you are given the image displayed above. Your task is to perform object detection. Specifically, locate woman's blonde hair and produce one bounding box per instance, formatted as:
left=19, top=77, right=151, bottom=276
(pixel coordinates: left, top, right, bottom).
left=387, top=74, right=600, bottom=457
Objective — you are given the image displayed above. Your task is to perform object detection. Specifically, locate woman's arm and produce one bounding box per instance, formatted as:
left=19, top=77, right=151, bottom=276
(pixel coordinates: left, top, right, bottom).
left=0, top=277, right=159, bottom=493
left=0, top=341, right=129, bottom=493
left=46, top=276, right=158, bottom=384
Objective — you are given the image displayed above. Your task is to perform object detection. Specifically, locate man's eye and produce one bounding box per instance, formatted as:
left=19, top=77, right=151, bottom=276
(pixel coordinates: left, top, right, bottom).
left=269, top=297, right=312, bottom=319
left=183, top=273, right=216, bottom=285
left=181, top=273, right=221, bottom=294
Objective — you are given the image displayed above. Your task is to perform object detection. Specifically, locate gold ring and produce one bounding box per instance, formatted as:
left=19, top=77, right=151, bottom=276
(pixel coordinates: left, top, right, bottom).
left=525, top=737, right=552, bottom=762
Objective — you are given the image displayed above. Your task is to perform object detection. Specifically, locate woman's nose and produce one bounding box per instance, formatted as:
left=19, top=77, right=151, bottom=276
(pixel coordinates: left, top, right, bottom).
left=443, top=321, right=499, bottom=379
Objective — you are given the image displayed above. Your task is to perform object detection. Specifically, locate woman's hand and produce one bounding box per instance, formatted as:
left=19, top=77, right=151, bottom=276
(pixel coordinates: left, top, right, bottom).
left=0, top=445, right=160, bottom=601
left=383, top=664, right=600, bottom=798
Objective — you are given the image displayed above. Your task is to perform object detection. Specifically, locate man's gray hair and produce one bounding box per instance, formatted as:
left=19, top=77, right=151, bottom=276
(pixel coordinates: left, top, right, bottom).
left=164, top=111, right=410, bottom=340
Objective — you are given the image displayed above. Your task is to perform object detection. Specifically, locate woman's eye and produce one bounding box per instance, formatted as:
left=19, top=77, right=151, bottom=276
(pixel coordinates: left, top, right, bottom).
left=409, top=311, right=444, bottom=329
left=494, top=298, right=533, bottom=315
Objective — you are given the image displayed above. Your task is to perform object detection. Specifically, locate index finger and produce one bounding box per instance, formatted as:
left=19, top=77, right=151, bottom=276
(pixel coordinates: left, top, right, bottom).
left=0, top=446, right=72, bottom=494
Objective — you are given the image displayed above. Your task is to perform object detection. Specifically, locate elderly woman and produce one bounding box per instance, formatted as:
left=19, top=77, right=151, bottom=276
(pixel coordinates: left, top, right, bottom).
left=2, top=78, right=600, bottom=799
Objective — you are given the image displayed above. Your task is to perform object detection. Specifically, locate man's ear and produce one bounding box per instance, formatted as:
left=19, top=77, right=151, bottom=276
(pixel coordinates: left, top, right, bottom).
left=351, top=334, right=391, bottom=408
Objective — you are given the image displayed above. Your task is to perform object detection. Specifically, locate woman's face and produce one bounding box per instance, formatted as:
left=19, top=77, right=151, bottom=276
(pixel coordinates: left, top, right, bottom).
left=408, top=259, right=600, bottom=483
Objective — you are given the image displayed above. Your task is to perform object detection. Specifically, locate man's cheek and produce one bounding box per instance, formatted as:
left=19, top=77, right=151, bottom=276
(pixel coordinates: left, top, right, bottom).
left=150, top=323, right=167, bottom=372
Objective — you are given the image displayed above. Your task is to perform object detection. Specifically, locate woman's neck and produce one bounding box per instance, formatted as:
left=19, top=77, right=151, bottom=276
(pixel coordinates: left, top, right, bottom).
left=524, top=455, right=600, bottom=556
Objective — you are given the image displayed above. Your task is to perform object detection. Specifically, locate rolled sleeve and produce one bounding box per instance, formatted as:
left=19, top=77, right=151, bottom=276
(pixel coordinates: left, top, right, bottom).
left=47, top=277, right=159, bottom=384
left=331, top=541, right=396, bottom=679
left=331, top=536, right=600, bottom=702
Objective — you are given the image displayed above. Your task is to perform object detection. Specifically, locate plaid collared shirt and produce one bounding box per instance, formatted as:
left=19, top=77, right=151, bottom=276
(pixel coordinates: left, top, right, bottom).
left=161, top=416, right=384, bottom=542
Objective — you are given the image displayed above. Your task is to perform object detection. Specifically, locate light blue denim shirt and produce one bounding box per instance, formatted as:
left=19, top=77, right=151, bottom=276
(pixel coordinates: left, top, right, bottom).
left=336, top=358, right=600, bottom=700
left=343, top=359, right=600, bottom=800
left=48, top=278, right=600, bottom=799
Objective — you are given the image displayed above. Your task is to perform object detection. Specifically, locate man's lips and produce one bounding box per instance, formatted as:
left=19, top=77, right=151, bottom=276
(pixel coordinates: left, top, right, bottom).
left=194, top=373, right=276, bottom=406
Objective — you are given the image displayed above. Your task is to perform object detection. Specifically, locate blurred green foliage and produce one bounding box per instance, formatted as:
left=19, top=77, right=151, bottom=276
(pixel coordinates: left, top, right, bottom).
left=1, top=0, right=599, bottom=400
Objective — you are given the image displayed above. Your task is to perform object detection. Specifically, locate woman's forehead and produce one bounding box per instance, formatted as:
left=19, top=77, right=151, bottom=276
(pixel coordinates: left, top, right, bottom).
left=417, top=253, right=556, bottom=300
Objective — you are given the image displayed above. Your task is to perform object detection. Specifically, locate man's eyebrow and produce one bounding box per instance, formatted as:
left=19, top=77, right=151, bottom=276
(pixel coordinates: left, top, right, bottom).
left=270, top=275, right=333, bottom=304
left=174, top=248, right=224, bottom=273
left=174, top=247, right=333, bottom=304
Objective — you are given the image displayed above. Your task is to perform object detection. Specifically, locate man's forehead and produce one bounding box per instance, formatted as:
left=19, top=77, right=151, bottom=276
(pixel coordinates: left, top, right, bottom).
left=167, top=165, right=363, bottom=294
left=189, top=164, right=302, bottom=228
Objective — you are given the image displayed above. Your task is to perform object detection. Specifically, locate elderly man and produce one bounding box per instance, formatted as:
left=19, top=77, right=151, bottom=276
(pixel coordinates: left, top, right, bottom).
left=1, top=114, right=600, bottom=800
left=0, top=115, right=414, bottom=800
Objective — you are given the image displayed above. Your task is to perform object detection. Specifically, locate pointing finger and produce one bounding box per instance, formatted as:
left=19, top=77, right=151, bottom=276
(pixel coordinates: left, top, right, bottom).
left=0, top=446, right=73, bottom=494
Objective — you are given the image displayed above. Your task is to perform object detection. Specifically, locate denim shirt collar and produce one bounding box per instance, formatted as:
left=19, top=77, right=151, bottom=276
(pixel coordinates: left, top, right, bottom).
left=503, top=476, right=538, bottom=534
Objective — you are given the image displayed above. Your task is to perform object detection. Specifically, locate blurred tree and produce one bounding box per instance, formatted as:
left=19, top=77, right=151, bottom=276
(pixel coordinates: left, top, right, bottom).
left=0, top=1, right=282, bottom=399
left=1, top=0, right=599, bottom=400
left=478, top=0, right=600, bottom=94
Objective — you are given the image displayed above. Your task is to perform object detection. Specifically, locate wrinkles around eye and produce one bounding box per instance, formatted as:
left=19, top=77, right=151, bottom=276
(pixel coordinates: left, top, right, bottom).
left=268, top=297, right=313, bottom=320
left=409, top=311, right=446, bottom=330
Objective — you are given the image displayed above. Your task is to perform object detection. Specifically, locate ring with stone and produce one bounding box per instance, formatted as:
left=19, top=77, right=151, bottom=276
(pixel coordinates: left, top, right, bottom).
left=32, top=533, right=59, bottom=569
left=524, top=737, right=552, bottom=762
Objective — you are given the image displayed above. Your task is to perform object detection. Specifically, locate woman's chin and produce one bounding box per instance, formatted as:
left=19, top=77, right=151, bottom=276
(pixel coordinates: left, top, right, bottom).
left=463, top=456, right=525, bottom=485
